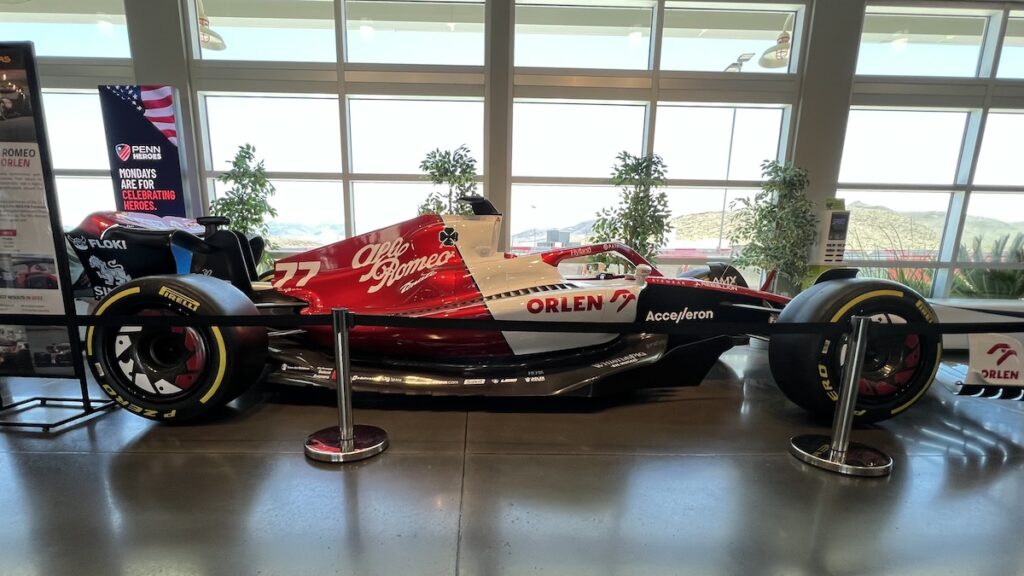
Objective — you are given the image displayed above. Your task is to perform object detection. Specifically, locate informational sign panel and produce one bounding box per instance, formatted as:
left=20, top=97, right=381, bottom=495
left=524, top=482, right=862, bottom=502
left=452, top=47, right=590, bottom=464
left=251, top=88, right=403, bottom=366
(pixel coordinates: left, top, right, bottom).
left=99, top=85, right=186, bottom=217
left=0, top=43, right=77, bottom=376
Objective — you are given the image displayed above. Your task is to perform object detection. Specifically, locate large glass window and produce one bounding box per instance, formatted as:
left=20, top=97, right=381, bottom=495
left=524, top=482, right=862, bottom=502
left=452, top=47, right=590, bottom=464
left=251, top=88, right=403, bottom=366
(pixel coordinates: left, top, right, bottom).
left=345, top=1, right=485, bottom=65
left=204, top=94, right=342, bottom=173
left=0, top=1, right=130, bottom=58
left=348, top=98, right=484, bottom=174
left=664, top=188, right=754, bottom=258
left=654, top=104, right=783, bottom=180
left=512, top=101, right=646, bottom=177
left=353, top=182, right=447, bottom=234
left=55, top=177, right=117, bottom=231
left=514, top=2, right=653, bottom=70
left=41, top=91, right=109, bottom=171
left=839, top=109, right=967, bottom=185
left=953, top=193, right=1024, bottom=298
left=959, top=193, right=1024, bottom=260
left=660, top=6, right=796, bottom=74
left=213, top=179, right=345, bottom=249
left=856, top=8, right=987, bottom=77
left=974, top=112, right=1024, bottom=186
left=197, top=0, right=335, bottom=62
left=998, top=14, right=1024, bottom=78
left=510, top=185, right=619, bottom=252
left=835, top=191, right=950, bottom=261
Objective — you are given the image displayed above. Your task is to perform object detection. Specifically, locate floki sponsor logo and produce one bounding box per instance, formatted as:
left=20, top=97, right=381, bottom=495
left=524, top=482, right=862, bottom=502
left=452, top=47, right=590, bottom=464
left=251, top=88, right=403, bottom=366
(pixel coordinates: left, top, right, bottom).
left=352, top=236, right=456, bottom=294
left=72, top=236, right=127, bottom=251
left=645, top=307, right=714, bottom=322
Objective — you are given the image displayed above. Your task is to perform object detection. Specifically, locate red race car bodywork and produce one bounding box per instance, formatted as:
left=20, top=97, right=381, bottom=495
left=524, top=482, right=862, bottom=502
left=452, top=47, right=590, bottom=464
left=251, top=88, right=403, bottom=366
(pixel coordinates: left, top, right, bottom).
left=72, top=199, right=941, bottom=423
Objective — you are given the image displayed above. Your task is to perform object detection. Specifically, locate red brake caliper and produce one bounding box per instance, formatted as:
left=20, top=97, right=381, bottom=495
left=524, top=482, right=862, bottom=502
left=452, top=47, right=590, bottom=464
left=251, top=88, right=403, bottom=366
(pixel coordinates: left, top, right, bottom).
left=859, top=334, right=920, bottom=396
left=173, top=328, right=207, bottom=390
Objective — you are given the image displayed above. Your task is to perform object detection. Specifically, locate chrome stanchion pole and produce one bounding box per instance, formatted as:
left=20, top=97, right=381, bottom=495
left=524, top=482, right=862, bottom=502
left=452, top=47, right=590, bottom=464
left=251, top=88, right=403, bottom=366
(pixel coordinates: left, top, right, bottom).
left=304, top=308, right=389, bottom=463
left=789, top=315, right=893, bottom=477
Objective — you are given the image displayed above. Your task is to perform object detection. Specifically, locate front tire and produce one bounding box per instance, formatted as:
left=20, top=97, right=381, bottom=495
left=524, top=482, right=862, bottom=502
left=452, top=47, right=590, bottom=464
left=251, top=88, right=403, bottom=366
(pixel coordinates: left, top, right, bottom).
left=86, top=275, right=267, bottom=422
left=769, top=279, right=941, bottom=423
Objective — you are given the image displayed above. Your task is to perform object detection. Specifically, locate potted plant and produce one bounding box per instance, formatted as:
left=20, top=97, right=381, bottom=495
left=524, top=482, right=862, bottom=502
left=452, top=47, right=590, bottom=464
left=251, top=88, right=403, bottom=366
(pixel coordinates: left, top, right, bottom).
left=209, top=143, right=277, bottom=269
left=418, top=144, right=479, bottom=215
left=592, top=151, right=671, bottom=263
left=952, top=233, right=1024, bottom=298
left=729, top=160, right=818, bottom=295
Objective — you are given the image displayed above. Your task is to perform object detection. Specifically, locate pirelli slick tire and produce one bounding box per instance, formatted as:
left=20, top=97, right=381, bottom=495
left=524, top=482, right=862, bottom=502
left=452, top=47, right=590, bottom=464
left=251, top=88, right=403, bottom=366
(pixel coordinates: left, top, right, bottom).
left=768, top=278, right=941, bottom=424
left=86, top=275, right=267, bottom=422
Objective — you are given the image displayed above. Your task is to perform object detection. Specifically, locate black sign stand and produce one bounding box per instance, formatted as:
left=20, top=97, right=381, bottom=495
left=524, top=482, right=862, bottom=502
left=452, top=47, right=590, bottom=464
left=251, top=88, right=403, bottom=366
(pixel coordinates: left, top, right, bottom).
left=0, top=42, right=113, bottom=431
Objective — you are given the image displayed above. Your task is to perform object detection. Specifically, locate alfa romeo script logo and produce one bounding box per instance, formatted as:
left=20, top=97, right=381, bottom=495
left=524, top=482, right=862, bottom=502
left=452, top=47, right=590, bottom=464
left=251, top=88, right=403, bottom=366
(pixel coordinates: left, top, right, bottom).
left=352, top=237, right=456, bottom=294
left=439, top=227, right=459, bottom=247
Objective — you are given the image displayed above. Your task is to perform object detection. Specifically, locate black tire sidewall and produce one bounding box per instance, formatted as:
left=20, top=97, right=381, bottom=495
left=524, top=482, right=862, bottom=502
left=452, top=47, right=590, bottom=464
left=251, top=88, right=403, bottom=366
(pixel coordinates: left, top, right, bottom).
left=770, top=279, right=941, bottom=423
left=86, top=275, right=266, bottom=422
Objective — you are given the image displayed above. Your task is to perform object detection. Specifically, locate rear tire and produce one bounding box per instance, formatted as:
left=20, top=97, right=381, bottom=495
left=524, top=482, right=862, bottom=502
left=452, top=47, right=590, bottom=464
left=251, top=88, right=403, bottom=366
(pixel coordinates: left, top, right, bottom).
left=86, top=275, right=267, bottom=422
left=768, top=278, right=941, bottom=423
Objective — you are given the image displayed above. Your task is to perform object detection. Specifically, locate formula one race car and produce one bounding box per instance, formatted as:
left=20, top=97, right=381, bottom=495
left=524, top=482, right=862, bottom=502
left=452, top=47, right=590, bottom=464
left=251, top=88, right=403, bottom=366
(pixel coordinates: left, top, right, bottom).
left=68, top=198, right=942, bottom=424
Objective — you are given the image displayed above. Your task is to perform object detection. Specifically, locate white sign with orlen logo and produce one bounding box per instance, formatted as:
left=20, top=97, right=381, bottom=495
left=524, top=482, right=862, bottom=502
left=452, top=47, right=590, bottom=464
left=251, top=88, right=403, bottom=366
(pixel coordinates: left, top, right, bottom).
left=351, top=237, right=456, bottom=294
left=968, top=333, right=1024, bottom=386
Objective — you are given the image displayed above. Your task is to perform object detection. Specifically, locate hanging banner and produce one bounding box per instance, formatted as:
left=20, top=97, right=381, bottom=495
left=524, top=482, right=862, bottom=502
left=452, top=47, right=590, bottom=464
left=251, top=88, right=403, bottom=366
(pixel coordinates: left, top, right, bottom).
left=99, top=84, right=186, bottom=217
left=0, top=43, right=78, bottom=376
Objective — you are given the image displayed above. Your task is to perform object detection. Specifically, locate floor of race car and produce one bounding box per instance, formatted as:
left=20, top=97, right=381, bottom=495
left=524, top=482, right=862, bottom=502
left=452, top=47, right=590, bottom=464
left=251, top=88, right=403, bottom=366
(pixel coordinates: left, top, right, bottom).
left=0, top=346, right=1022, bottom=576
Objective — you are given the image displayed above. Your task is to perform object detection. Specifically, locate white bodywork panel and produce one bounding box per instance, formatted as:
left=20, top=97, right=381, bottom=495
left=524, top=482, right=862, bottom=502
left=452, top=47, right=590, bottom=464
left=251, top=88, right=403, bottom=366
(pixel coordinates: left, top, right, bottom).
left=444, top=215, right=647, bottom=355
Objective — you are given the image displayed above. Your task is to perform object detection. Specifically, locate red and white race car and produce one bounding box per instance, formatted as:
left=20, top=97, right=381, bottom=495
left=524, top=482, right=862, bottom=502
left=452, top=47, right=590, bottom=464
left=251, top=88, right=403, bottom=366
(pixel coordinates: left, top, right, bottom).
left=69, top=198, right=942, bottom=423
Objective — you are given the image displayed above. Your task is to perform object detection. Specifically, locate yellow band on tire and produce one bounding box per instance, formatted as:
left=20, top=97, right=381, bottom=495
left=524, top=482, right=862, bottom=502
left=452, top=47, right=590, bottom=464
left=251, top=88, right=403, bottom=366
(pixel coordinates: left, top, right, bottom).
left=199, top=326, right=227, bottom=404
left=830, top=289, right=903, bottom=322
left=85, top=287, right=141, bottom=356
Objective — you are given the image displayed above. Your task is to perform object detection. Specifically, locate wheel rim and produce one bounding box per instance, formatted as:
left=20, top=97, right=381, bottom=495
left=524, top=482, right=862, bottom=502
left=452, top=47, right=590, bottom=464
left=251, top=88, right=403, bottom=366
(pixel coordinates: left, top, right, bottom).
left=838, top=312, right=923, bottom=403
left=111, top=309, right=209, bottom=400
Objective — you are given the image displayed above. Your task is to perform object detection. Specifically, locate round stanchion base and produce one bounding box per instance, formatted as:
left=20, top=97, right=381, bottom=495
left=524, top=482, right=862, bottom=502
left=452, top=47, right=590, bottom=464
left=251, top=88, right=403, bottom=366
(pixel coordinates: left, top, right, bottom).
left=304, top=424, right=389, bottom=463
left=789, top=434, right=892, bottom=477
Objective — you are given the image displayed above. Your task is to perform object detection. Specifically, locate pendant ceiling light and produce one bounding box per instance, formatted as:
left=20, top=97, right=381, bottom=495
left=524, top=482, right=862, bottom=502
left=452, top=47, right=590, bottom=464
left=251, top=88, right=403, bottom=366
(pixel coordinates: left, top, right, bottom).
left=759, top=13, right=794, bottom=69
left=197, top=0, right=226, bottom=51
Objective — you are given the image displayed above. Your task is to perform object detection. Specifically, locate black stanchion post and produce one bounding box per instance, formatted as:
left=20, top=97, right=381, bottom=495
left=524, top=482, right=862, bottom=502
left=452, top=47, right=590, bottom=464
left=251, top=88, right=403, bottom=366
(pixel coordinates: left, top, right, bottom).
left=789, top=315, right=893, bottom=477
left=304, top=308, right=388, bottom=463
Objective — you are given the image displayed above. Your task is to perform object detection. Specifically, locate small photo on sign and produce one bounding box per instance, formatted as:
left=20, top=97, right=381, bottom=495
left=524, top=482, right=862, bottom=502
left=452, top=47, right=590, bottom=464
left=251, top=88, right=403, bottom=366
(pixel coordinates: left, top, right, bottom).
left=0, top=252, right=58, bottom=290
left=0, top=68, right=35, bottom=142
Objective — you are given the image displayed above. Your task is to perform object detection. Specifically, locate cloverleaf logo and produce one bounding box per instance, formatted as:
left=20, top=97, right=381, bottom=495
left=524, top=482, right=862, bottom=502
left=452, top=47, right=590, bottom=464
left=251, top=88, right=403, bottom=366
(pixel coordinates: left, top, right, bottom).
left=439, top=227, right=459, bottom=248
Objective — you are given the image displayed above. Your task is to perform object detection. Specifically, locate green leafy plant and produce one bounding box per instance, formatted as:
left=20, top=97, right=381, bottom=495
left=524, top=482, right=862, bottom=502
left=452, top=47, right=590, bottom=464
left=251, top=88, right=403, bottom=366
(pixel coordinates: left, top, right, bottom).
left=591, top=151, right=670, bottom=263
left=418, top=144, right=479, bottom=215
left=210, top=143, right=277, bottom=237
left=952, top=233, right=1024, bottom=298
left=209, top=143, right=277, bottom=269
left=729, top=160, right=818, bottom=293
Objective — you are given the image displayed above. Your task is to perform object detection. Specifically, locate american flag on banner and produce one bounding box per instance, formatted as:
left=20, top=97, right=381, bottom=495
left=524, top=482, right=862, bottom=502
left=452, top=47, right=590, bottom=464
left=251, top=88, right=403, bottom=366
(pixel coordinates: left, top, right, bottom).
left=102, top=85, right=178, bottom=146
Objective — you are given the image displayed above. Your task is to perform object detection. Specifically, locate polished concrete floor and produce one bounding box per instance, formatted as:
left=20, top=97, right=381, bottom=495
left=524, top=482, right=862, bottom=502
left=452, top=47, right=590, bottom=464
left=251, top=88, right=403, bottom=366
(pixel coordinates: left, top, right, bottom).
left=1, top=347, right=1022, bottom=576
